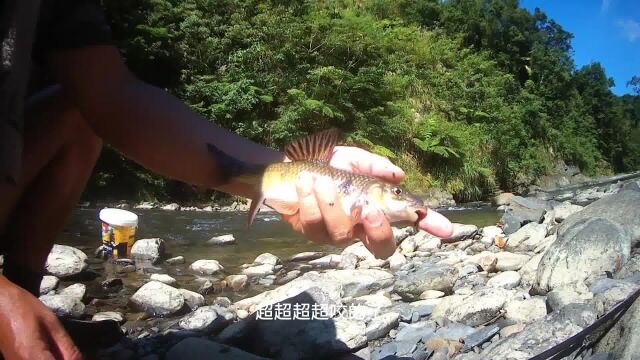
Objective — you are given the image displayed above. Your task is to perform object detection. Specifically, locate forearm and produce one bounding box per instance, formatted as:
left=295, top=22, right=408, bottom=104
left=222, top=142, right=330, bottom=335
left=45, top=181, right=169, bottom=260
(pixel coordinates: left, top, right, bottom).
left=86, top=80, right=282, bottom=197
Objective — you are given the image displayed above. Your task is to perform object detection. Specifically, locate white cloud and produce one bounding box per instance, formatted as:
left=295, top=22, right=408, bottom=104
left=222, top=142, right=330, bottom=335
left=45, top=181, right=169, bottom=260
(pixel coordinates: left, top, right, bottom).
left=617, top=19, right=640, bottom=42
left=601, top=0, right=612, bottom=13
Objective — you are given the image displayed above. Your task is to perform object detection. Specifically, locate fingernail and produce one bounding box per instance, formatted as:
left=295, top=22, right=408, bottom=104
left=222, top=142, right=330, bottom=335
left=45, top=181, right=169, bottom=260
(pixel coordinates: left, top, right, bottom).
left=365, top=209, right=384, bottom=227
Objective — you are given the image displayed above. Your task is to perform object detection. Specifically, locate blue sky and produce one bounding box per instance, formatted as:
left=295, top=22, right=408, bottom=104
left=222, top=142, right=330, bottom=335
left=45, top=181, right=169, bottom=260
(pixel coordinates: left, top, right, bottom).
left=521, top=0, right=639, bottom=96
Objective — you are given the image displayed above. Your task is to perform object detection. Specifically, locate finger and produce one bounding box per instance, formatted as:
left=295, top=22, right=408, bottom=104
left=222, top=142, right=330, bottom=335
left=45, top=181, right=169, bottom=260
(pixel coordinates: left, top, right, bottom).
left=358, top=207, right=396, bottom=259
left=314, top=176, right=355, bottom=245
left=44, top=314, right=83, bottom=360
left=418, top=208, right=454, bottom=238
left=296, top=172, right=331, bottom=244
left=350, top=151, right=405, bottom=183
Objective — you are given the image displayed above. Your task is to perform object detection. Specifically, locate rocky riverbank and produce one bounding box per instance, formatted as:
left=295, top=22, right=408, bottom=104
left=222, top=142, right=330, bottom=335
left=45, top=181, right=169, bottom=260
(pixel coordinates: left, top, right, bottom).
left=7, top=178, right=639, bottom=359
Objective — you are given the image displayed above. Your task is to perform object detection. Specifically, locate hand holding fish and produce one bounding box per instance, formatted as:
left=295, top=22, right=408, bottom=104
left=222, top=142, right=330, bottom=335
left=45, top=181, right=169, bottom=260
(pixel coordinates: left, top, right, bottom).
left=281, top=145, right=454, bottom=259
left=207, top=128, right=454, bottom=259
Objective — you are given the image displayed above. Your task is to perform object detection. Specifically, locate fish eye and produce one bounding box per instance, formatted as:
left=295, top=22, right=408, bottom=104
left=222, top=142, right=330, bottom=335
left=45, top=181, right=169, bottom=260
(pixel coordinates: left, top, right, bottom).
left=392, top=187, right=402, bottom=196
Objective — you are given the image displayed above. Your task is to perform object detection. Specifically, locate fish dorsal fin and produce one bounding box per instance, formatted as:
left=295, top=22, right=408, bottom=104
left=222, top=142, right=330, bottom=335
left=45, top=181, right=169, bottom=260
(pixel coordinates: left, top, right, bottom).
left=285, top=128, right=341, bottom=162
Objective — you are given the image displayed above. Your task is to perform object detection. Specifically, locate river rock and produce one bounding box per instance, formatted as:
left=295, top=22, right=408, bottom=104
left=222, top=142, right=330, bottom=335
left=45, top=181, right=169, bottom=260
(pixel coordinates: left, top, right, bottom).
left=482, top=303, right=598, bottom=358
left=420, top=290, right=445, bottom=300
left=309, top=254, right=341, bottom=269
left=505, top=222, right=547, bottom=251
left=39, top=294, right=85, bottom=318
left=150, top=274, right=177, bottom=285
left=59, top=283, right=86, bottom=301
left=129, top=280, right=185, bottom=316
left=178, top=305, right=228, bottom=332
left=190, top=260, right=224, bottom=275
left=179, top=289, right=205, bottom=310
left=442, top=224, right=478, bottom=243
left=366, top=312, right=400, bottom=340
left=161, top=203, right=180, bottom=211
left=131, top=238, right=165, bottom=264
left=92, top=311, right=124, bottom=323
left=393, top=320, right=437, bottom=354
left=500, top=196, right=548, bottom=235
left=341, top=242, right=376, bottom=262
left=207, top=234, right=236, bottom=245
left=218, top=288, right=367, bottom=359
left=435, top=322, right=475, bottom=340
left=40, top=275, right=59, bottom=295
left=495, top=252, right=530, bottom=271
left=358, top=258, right=387, bottom=269
left=350, top=293, right=394, bottom=310
left=431, top=288, right=513, bottom=326
left=592, top=284, right=640, bottom=358
left=539, top=191, right=640, bottom=291
left=225, top=275, right=248, bottom=290
left=234, top=270, right=394, bottom=311
left=553, top=201, right=583, bottom=222
left=504, top=297, right=547, bottom=323
left=493, top=192, right=514, bottom=206
left=134, top=201, right=155, bottom=209
left=165, top=256, right=185, bottom=265
left=394, top=226, right=417, bottom=243
left=388, top=252, right=407, bottom=271
left=242, top=264, right=275, bottom=277
left=166, top=337, right=269, bottom=360
left=338, top=253, right=359, bottom=270
left=546, top=285, right=593, bottom=311
left=519, top=253, right=544, bottom=287
left=289, top=252, right=324, bottom=262
left=487, top=271, right=521, bottom=289
left=462, top=324, right=500, bottom=351
left=480, top=226, right=503, bottom=246
left=394, top=265, right=459, bottom=301
left=45, top=244, right=88, bottom=278
left=254, top=253, right=280, bottom=266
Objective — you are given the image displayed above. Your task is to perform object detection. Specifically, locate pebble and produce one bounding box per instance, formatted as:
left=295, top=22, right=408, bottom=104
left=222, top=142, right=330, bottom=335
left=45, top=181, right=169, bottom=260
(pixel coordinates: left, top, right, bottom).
left=189, top=260, right=224, bottom=275
left=420, top=290, right=445, bottom=299
left=165, top=256, right=185, bottom=265
left=150, top=274, right=177, bottom=285
left=486, top=271, right=521, bottom=289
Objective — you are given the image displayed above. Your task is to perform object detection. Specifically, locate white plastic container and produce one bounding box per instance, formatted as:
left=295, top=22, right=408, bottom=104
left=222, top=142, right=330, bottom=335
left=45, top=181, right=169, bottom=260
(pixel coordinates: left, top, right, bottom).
left=99, top=208, right=138, bottom=258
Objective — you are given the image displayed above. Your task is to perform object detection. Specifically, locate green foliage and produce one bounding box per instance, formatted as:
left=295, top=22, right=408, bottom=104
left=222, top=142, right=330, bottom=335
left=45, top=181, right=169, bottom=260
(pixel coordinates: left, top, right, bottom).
left=93, top=0, right=640, bottom=203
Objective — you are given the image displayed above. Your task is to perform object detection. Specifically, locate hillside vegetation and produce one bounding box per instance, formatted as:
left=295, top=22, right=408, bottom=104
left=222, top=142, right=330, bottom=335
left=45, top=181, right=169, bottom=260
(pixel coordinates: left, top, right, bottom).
left=86, top=0, right=640, bottom=203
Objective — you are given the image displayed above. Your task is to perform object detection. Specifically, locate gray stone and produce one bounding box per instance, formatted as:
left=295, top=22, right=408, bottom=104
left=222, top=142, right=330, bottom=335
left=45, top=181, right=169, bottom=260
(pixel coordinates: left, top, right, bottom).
left=486, top=271, right=521, bottom=289
left=495, top=252, right=530, bottom=271
left=242, top=264, right=275, bottom=277
left=505, top=222, right=548, bottom=252
left=39, top=294, right=84, bottom=318
left=462, top=324, right=500, bottom=352
left=207, top=234, right=236, bottom=245
left=553, top=201, right=583, bottom=222
left=394, top=266, right=459, bottom=301
left=442, top=224, right=478, bottom=243
left=413, top=231, right=441, bottom=251
left=150, top=274, right=177, bottom=285
left=547, top=285, right=593, bottom=311
left=58, top=283, right=86, bottom=301
left=338, top=253, right=359, bottom=270
left=40, top=275, right=59, bottom=295
left=309, top=254, right=342, bottom=269
left=129, top=281, right=184, bottom=316
left=165, top=256, right=185, bottom=265
left=482, top=303, right=598, bottom=358
left=92, top=311, right=124, bottom=323
left=432, top=288, right=514, bottom=327
left=45, top=245, right=88, bottom=278
left=519, top=252, right=543, bottom=287
left=166, top=338, right=269, bottom=360
left=500, top=196, right=548, bottom=235
left=342, top=242, right=376, bottom=262
left=190, top=260, right=224, bottom=275
left=388, top=252, right=407, bottom=271
left=435, top=322, right=475, bottom=341
left=366, top=312, right=400, bottom=340
left=420, top=290, right=445, bottom=300
left=131, top=238, right=165, bottom=264
left=254, top=253, right=280, bottom=266
left=394, top=226, right=418, bottom=243
left=225, top=274, right=248, bottom=290
left=394, top=320, right=437, bottom=345
left=504, top=297, right=547, bottom=323
left=480, top=226, right=503, bottom=246
left=179, top=288, right=205, bottom=310
left=289, top=252, right=324, bottom=262
left=178, top=306, right=228, bottom=332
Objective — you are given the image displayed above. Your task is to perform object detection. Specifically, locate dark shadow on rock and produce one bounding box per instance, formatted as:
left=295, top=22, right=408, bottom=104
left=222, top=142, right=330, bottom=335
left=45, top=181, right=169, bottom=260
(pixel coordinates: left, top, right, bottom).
left=214, top=287, right=367, bottom=360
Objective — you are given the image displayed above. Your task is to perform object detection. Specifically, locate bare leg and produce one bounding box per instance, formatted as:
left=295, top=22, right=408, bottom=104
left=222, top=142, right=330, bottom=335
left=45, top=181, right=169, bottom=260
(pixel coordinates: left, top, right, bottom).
left=0, top=85, right=102, bottom=295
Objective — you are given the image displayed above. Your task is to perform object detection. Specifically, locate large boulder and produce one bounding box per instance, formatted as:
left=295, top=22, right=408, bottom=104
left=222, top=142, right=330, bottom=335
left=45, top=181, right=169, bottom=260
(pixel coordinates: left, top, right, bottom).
left=393, top=266, right=459, bottom=301
left=45, top=245, right=88, bottom=278
left=499, top=196, right=549, bottom=235
left=534, top=190, right=640, bottom=294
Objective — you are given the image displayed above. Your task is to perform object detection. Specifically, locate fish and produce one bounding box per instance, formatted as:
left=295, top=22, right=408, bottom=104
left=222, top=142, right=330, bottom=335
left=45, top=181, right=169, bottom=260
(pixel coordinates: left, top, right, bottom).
left=207, top=128, right=428, bottom=228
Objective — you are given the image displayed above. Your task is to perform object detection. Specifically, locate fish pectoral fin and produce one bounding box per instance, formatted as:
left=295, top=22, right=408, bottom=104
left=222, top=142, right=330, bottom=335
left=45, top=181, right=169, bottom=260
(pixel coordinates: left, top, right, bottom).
left=284, top=128, right=341, bottom=163
left=264, top=199, right=299, bottom=215
left=247, top=194, right=265, bottom=228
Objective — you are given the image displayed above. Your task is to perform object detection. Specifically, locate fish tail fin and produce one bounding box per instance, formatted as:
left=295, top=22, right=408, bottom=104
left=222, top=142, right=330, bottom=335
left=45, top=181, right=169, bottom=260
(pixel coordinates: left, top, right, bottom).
left=206, top=142, right=266, bottom=185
